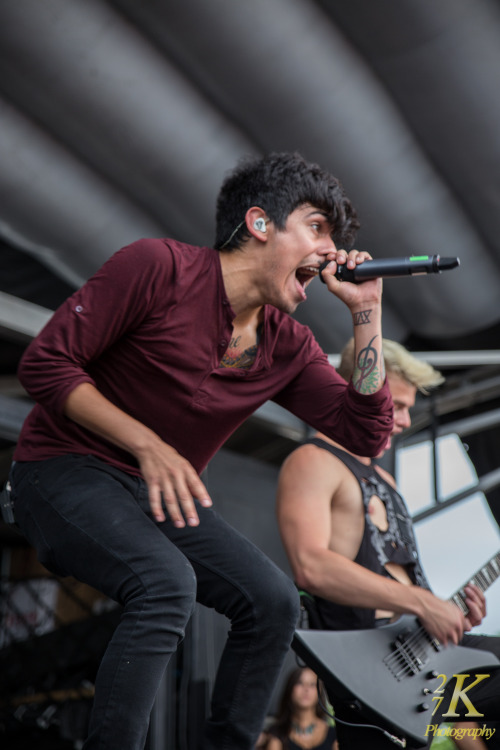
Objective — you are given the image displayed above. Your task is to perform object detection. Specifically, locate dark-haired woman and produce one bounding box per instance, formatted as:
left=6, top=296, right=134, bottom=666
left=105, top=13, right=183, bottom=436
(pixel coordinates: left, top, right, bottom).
left=266, top=667, right=338, bottom=750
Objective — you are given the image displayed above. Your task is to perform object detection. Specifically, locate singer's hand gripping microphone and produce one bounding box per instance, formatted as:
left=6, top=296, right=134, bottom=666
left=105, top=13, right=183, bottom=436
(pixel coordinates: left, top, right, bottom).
left=318, top=254, right=460, bottom=284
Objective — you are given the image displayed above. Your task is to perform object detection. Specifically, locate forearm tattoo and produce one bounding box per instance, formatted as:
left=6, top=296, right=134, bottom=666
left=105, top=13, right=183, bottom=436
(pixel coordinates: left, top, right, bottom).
left=353, top=309, right=372, bottom=326
left=353, top=335, right=385, bottom=393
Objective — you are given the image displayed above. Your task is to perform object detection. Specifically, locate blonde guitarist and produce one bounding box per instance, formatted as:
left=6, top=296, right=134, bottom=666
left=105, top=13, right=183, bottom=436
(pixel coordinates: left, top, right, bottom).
left=277, top=339, right=500, bottom=749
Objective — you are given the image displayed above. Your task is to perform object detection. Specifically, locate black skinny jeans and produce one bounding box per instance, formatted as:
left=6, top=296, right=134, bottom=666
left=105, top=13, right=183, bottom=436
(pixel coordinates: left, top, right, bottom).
left=10, top=455, right=299, bottom=750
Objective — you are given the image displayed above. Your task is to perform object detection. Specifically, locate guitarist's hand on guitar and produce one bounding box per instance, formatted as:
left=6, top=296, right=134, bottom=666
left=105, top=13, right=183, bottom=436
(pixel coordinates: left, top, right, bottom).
left=463, top=584, right=487, bottom=629
left=416, top=589, right=466, bottom=645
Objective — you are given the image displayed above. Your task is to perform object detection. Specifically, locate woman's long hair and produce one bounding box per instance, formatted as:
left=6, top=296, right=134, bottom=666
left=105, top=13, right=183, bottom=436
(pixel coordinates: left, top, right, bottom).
left=268, top=667, right=326, bottom=746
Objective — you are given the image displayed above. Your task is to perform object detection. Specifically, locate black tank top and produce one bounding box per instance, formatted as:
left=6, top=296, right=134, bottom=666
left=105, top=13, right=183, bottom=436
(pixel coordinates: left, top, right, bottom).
left=302, top=438, right=430, bottom=631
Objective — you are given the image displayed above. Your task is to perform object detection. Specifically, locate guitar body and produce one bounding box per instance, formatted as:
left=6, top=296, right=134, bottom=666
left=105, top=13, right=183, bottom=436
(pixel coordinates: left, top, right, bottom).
left=293, top=619, right=499, bottom=747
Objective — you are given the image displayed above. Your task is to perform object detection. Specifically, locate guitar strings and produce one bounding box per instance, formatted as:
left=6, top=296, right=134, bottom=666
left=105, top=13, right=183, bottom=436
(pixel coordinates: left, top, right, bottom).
left=384, top=626, right=439, bottom=679
left=383, top=553, right=500, bottom=680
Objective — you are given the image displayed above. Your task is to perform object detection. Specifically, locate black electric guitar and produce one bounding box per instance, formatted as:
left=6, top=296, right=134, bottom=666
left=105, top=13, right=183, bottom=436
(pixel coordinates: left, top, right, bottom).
left=293, top=551, right=500, bottom=747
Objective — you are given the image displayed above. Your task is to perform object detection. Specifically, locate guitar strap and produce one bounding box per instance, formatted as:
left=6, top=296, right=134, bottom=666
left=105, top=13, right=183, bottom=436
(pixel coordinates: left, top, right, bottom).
left=297, top=588, right=326, bottom=629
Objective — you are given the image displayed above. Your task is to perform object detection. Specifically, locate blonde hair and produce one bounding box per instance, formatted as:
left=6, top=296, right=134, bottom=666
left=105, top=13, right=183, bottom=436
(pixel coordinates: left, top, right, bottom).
left=337, top=338, right=444, bottom=395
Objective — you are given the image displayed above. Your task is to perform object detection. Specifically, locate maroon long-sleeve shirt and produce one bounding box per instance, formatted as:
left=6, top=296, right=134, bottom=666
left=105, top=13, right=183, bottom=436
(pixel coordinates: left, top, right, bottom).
left=14, top=238, right=393, bottom=476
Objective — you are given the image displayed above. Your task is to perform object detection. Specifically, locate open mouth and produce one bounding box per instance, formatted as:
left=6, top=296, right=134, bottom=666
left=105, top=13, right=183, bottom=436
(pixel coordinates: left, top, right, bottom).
left=295, top=265, right=319, bottom=287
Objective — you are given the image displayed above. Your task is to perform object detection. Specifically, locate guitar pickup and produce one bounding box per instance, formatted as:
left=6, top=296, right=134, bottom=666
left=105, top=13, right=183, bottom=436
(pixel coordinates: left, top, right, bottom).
left=384, top=629, right=437, bottom=680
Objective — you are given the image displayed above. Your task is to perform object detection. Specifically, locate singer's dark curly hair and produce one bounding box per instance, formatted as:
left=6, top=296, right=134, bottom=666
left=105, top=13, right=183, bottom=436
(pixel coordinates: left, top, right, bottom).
left=214, top=152, right=360, bottom=251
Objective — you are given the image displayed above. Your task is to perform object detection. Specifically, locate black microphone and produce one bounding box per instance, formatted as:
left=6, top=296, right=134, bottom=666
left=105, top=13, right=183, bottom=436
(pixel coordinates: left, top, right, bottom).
left=319, top=254, right=460, bottom=284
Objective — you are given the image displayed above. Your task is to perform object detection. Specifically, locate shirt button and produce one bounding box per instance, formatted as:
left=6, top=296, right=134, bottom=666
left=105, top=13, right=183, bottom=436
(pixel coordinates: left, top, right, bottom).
left=220, top=340, right=227, bottom=347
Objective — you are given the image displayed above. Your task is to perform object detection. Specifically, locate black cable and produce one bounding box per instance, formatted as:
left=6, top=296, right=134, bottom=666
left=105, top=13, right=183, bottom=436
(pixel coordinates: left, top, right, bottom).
left=315, top=673, right=407, bottom=748
left=293, top=651, right=408, bottom=746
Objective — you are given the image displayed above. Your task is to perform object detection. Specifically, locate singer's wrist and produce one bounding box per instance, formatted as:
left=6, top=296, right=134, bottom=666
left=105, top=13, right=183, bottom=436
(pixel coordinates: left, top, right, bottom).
left=350, top=302, right=381, bottom=327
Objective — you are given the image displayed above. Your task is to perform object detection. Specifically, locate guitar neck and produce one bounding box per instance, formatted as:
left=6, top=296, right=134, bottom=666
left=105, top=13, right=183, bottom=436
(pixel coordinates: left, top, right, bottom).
left=449, top=551, right=500, bottom=615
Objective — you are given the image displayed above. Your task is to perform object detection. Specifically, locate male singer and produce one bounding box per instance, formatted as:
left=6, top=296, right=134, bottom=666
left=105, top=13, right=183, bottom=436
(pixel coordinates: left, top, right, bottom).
left=7, top=152, right=393, bottom=750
